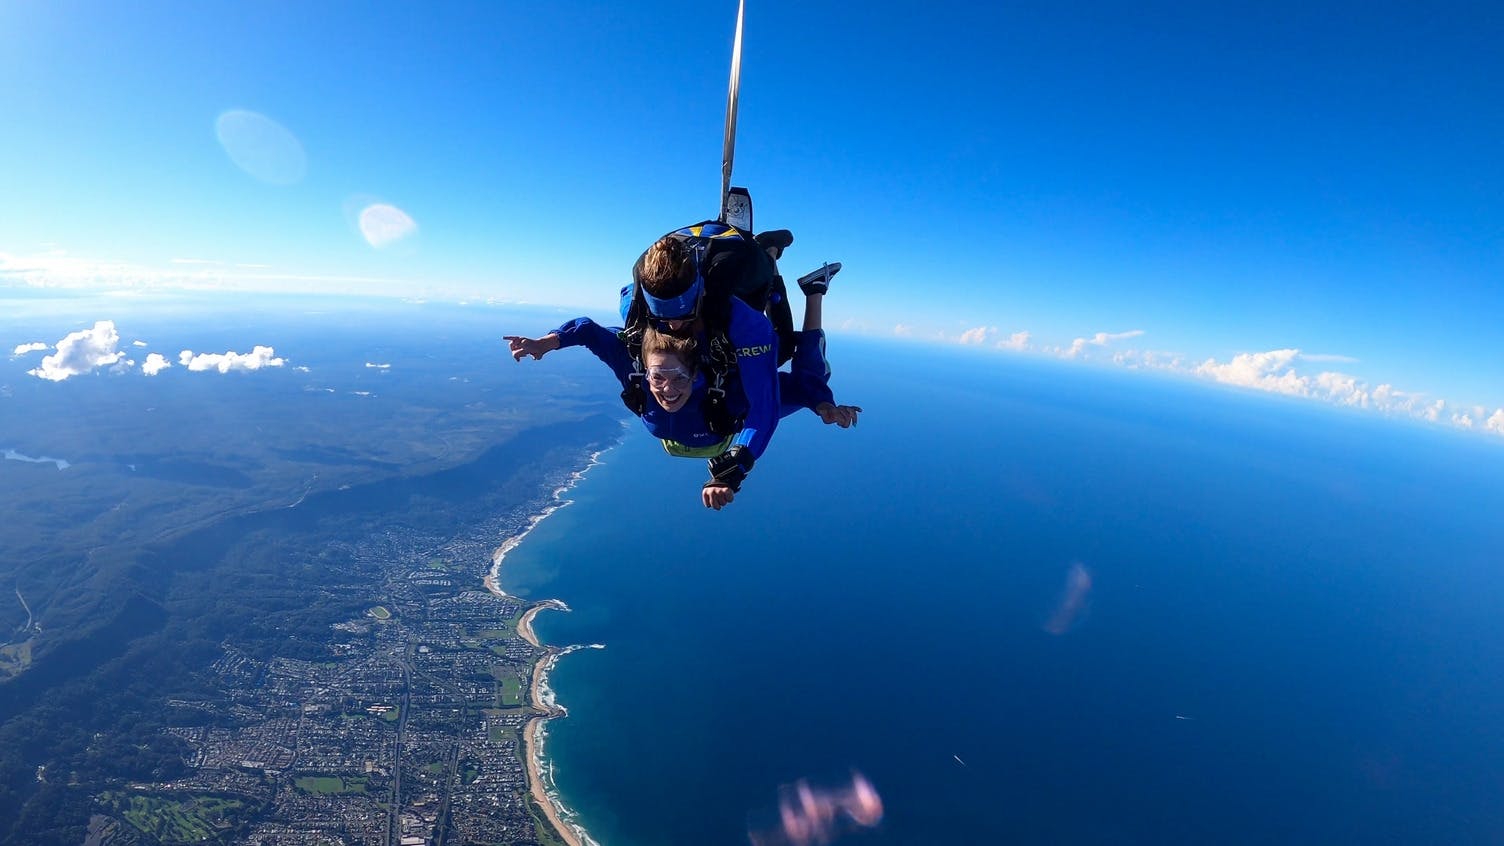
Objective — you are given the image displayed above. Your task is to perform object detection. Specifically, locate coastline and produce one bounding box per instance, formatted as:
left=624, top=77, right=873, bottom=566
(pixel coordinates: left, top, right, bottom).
left=523, top=636, right=605, bottom=846
left=483, top=447, right=607, bottom=599
left=483, top=443, right=614, bottom=846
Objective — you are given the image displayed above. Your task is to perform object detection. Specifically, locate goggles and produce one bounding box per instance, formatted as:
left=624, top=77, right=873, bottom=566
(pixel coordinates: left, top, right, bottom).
left=646, top=365, right=693, bottom=391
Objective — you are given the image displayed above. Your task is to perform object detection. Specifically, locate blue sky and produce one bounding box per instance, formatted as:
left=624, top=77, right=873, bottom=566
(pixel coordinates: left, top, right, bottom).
left=2, top=2, right=1501, bottom=426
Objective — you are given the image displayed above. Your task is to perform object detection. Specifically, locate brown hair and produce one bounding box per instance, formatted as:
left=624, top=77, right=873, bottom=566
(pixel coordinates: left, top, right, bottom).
left=639, top=236, right=697, bottom=297
left=641, top=324, right=698, bottom=373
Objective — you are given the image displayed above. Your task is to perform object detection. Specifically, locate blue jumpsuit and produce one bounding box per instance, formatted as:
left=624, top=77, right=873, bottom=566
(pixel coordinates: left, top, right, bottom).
left=552, top=305, right=833, bottom=460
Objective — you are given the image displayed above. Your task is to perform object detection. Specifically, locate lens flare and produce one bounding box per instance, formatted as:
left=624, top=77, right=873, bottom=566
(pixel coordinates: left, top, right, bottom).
left=748, top=771, right=883, bottom=846
left=358, top=203, right=418, bottom=248
left=215, top=109, right=307, bottom=185
left=1044, top=561, right=1092, bottom=635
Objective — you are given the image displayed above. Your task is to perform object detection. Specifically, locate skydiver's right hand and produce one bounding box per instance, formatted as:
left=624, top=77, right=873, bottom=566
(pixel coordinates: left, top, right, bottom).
left=703, top=483, right=736, bottom=510
left=504, top=334, right=560, bottom=362
left=816, top=402, right=862, bottom=428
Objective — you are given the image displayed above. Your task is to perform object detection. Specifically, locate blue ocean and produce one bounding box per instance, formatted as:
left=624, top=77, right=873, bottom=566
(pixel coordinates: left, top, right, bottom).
left=502, top=338, right=1504, bottom=845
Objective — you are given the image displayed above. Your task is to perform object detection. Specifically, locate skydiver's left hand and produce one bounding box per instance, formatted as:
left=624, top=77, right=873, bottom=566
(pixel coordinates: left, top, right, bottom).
left=816, top=402, right=863, bottom=428
left=703, top=484, right=736, bottom=510
left=504, top=333, right=560, bottom=362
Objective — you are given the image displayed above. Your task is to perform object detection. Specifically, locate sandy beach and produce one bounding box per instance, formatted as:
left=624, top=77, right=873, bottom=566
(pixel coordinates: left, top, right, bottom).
left=518, top=604, right=543, bottom=648
left=481, top=446, right=614, bottom=846
left=522, top=606, right=599, bottom=846
left=525, top=714, right=584, bottom=846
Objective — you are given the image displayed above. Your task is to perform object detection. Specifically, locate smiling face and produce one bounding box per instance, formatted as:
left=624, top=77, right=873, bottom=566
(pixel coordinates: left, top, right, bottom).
left=645, top=350, right=694, bottom=413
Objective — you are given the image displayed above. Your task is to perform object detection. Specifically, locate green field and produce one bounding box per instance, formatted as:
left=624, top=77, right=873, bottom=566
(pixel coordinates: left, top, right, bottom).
left=368, top=606, right=391, bottom=620
left=496, top=672, right=524, bottom=707
left=103, top=791, right=245, bottom=842
left=295, top=775, right=370, bottom=794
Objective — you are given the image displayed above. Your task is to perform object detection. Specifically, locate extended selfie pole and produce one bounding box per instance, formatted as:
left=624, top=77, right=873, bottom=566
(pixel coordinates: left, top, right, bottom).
left=719, top=0, right=753, bottom=231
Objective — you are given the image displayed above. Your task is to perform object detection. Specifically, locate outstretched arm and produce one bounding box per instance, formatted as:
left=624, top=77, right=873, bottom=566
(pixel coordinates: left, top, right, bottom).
left=508, top=318, right=636, bottom=386
left=505, top=334, right=560, bottom=361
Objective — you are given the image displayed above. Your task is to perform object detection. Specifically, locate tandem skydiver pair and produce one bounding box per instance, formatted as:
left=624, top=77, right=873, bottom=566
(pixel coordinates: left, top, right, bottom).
left=505, top=221, right=860, bottom=510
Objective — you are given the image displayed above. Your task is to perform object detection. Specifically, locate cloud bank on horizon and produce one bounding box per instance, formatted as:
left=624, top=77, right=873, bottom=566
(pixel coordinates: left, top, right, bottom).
left=14, top=320, right=287, bottom=381
left=0, top=249, right=424, bottom=296
left=933, top=323, right=1504, bottom=440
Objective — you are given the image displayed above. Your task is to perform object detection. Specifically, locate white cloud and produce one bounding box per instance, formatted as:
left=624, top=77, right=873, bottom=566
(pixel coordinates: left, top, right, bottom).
left=893, top=324, right=913, bottom=337
left=365, top=362, right=391, bottom=369
left=132, top=340, right=148, bottom=347
left=1062, top=329, right=1145, bottom=359
left=178, top=346, right=286, bottom=373
left=1195, top=349, right=1308, bottom=396
left=141, top=353, right=171, bottom=376
left=1314, top=370, right=1369, bottom=407
left=998, top=331, right=1031, bottom=351
left=1093, top=329, right=1145, bottom=345
left=1301, top=353, right=1360, bottom=364
left=1192, top=349, right=1499, bottom=437
left=1111, top=349, right=1185, bottom=370
left=12, top=342, right=47, bottom=356
left=27, top=321, right=125, bottom=381
left=957, top=326, right=996, bottom=345
left=359, top=203, right=418, bottom=248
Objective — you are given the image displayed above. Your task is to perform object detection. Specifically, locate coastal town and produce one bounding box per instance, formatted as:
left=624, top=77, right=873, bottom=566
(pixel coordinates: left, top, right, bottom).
left=109, top=500, right=587, bottom=846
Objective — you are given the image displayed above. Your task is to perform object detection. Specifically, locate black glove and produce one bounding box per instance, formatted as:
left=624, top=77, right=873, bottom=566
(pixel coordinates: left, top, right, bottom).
left=704, top=445, right=755, bottom=492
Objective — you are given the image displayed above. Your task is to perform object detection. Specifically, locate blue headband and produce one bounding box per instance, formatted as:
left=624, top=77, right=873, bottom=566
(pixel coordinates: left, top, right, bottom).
left=642, top=272, right=704, bottom=320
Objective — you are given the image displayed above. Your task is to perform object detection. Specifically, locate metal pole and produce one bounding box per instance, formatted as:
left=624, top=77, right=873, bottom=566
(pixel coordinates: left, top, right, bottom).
left=720, top=0, right=745, bottom=215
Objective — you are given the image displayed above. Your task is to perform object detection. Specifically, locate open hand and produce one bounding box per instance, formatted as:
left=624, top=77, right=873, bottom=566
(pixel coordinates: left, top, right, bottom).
left=504, top=335, right=556, bottom=362
left=816, top=402, right=862, bottom=428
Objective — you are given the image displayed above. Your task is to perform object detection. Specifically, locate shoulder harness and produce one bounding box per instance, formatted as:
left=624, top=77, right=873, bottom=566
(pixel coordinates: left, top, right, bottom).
left=619, top=224, right=749, bottom=436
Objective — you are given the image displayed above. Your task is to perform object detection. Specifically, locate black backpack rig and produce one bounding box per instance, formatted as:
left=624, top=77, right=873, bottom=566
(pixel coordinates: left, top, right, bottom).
left=617, top=220, right=794, bottom=436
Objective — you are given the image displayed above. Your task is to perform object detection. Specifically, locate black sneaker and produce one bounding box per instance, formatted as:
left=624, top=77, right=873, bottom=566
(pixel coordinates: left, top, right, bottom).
left=796, top=262, right=842, bottom=296
left=755, top=229, right=794, bottom=260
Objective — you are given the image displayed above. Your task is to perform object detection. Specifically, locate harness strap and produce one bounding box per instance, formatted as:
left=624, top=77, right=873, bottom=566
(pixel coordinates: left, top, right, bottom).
left=620, top=222, right=751, bottom=426
left=701, top=327, right=743, bottom=436
left=618, top=324, right=648, bottom=416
